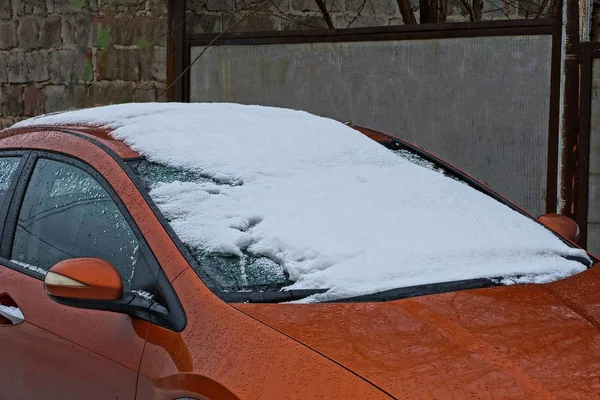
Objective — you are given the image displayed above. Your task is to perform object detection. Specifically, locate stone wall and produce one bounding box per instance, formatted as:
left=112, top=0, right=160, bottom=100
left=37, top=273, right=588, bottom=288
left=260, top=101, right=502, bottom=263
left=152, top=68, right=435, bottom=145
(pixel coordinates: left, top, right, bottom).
left=0, top=0, right=543, bottom=130
left=0, top=0, right=169, bottom=129
left=185, top=0, right=524, bottom=34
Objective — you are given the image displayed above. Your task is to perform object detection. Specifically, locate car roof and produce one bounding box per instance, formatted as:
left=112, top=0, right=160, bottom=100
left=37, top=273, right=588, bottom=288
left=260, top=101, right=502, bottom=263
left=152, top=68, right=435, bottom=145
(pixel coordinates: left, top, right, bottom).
left=1, top=102, right=397, bottom=161
left=0, top=124, right=141, bottom=159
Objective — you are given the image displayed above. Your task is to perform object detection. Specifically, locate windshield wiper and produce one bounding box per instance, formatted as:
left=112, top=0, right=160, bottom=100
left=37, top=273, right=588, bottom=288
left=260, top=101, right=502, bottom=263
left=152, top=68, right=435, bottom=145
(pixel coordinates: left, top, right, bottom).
left=225, top=289, right=328, bottom=303
left=564, top=253, right=595, bottom=266
left=226, top=278, right=501, bottom=303
left=323, top=278, right=502, bottom=303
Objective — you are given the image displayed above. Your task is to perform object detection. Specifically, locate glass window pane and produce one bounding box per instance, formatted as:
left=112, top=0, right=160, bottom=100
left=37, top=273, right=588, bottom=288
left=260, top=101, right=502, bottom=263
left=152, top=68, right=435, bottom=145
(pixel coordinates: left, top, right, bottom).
left=11, top=159, right=139, bottom=290
left=0, top=157, right=21, bottom=210
left=130, top=160, right=290, bottom=292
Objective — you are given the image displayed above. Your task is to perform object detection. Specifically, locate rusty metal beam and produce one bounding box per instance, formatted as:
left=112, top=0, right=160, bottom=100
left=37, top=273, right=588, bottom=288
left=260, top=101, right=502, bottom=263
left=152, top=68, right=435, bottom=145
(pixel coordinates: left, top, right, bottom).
left=187, top=19, right=556, bottom=46
left=169, top=0, right=186, bottom=102
left=547, top=19, right=562, bottom=214
left=577, top=44, right=594, bottom=247
left=558, top=0, right=581, bottom=220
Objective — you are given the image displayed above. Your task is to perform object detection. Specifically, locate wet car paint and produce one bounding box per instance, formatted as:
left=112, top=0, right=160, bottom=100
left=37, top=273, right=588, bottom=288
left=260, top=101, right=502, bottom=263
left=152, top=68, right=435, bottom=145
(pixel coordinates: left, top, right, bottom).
left=0, top=262, right=149, bottom=399
left=0, top=125, right=598, bottom=399
left=137, top=269, right=390, bottom=399
left=0, top=127, right=389, bottom=399
left=236, top=268, right=600, bottom=399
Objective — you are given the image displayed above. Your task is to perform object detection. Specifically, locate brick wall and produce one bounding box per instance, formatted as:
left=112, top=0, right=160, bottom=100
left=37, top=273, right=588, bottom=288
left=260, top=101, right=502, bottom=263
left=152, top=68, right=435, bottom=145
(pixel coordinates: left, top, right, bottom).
left=0, top=0, right=168, bottom=129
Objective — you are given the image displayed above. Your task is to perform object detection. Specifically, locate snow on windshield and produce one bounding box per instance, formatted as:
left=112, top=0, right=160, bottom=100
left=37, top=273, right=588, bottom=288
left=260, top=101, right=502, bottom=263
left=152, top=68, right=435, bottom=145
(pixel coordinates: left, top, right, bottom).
left=14, top=103, right=591, bottom=302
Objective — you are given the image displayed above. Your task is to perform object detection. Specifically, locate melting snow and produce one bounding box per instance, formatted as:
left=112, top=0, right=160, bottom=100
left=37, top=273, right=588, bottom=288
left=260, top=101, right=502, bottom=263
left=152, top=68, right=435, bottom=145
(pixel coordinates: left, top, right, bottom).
left=0, top=304, right=24, bottom=322
left=132, top=290, right=154, bottom=301
left=11, top=260, right=47, bottom=276
left=14, top=103, right=592, bottom=302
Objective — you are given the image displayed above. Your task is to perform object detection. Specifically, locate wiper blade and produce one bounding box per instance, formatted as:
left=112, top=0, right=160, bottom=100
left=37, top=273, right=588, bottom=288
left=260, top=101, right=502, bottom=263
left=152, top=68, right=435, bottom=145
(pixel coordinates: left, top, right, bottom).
left=564, top=253, right=594, bottom=267
left=227, top=279, right=501, bottom=303
left=224, top=289, right=328, bottom=303
left=324, top=278, right=501, bottom=303
left=248, top=289, right=328, bottom=303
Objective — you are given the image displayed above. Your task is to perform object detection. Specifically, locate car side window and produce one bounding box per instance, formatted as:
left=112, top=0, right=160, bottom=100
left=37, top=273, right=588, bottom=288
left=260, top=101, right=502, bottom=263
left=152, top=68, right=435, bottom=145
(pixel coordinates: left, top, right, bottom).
left=11, top=158, right=140, bottom=291
left=0, top=158, right=21, bottom=210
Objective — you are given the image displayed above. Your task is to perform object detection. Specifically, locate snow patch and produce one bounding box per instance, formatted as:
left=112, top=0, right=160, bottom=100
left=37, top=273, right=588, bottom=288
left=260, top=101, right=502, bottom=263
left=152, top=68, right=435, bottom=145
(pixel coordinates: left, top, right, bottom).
left=15, top=103, right=593, bottom=302
left=132, top=290, right=154, bottom=301
left=11, top=260, right=47, bottom=276
left=0, top=304, right=24, bottom=322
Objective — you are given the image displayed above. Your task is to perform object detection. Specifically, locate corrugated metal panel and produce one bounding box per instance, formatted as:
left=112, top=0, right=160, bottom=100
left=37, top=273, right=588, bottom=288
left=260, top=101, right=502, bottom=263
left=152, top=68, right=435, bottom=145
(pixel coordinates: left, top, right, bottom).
left=587, top=59, right=600, bottom=254
left=190, top=35, right=552, bottom=216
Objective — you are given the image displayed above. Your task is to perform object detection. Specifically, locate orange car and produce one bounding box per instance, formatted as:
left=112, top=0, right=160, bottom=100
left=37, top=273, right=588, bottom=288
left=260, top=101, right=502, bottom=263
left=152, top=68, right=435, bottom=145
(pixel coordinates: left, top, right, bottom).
left=0, top=104, right=598, bottom=400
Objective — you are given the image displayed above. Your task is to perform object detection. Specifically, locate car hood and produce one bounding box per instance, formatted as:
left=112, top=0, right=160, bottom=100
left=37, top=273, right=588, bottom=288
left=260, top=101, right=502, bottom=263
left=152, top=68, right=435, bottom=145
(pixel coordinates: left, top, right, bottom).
left=234, top=266, right=600, bottom=399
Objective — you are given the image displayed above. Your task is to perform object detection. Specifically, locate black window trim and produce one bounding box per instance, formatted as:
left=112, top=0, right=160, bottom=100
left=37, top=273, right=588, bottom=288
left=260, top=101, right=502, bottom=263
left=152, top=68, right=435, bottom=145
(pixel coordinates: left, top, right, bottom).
left=0, top=148, right=186, bottom=331
left=1, top=151, right=155, bottom=279
left=0, top=151, right=30, bottom=251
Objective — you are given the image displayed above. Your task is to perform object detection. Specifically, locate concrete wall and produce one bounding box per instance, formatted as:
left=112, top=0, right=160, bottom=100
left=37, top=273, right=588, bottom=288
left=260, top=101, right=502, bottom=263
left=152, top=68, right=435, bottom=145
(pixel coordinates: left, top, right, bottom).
left=587, top=58, right=600, bottom=255
left=0, top=0, right=168, bottom=129
left=189, top=35, right=553, bottom=217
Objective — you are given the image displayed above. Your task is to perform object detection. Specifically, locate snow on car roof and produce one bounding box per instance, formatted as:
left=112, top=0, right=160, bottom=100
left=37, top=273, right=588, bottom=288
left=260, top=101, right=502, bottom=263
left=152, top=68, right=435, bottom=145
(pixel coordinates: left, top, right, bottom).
left=14, top=103, right=591, bottom=302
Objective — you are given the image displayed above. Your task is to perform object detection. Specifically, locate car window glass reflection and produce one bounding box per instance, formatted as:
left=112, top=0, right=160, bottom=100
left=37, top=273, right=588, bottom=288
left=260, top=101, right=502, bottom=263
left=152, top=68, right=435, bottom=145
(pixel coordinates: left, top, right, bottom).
left=0, top=157, right=21, bottom=210
left=11, top=158, right=139, bottom=291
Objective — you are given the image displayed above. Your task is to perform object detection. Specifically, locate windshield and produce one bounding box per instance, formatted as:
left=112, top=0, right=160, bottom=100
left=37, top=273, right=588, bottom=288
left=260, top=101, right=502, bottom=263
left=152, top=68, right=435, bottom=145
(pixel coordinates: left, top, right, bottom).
left=128, top=147, right=591, bottom=302
left=129, top=160, right=293, bottom=292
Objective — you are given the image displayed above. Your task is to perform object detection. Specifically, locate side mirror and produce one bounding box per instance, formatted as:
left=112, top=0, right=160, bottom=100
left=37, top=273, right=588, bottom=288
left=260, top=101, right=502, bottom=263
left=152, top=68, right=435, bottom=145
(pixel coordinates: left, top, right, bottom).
left=538, top=213, right=580, bottom=243
left=44, top=258, right=169, bottom=320
left=45, top=258, right=123, bottom=301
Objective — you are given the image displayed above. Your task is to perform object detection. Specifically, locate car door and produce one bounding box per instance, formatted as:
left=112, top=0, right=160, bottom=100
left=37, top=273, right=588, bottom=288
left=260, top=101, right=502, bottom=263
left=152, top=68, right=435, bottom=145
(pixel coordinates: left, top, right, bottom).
left=0, top=152, right=158, bottom=400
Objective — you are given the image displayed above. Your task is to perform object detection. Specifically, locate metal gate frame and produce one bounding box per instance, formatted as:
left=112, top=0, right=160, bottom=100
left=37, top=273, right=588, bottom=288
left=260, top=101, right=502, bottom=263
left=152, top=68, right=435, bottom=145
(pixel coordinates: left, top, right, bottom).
left=577, top=43, right=600, bottom=246
left=168, top=5, right=563, bottom=217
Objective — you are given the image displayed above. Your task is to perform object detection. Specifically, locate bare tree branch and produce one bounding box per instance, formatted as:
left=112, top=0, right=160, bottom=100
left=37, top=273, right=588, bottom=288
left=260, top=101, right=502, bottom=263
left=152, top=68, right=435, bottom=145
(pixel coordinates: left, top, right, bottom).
left=346, top=0, right=367, bottom=28
left=458, top=0, right=476, bottom=20
left=292, top=4, right=324, bottom=26
left=534, top=0, right=552, bottom=17
left=245, top=0, right=328, bottom=29
left=482, top=5, right=505, bottom=12
left=158, top=11, right=193, bottom=39
left=484, top=0, right=537, bottom=17
left=420, top=0, right=447, bottom=23
left=266, top=9, right=331, bottom=29
left=314, top=0, right=336, bottom=29
left=157, top=0, right=556, bottom=51
left=396, top=0, right=418, bottom=24
left=498, top=0, right=528, bottom=13
left=472, top=0, right=483, bottom=19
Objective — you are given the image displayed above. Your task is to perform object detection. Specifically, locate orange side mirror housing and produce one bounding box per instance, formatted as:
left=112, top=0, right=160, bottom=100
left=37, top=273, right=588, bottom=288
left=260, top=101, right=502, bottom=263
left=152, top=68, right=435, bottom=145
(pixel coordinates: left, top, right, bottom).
left=538, top=213, right=580, bottom=244
left=43, top=258, right=175, bottom=326
left=44, top=258, right=123, bottom=301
